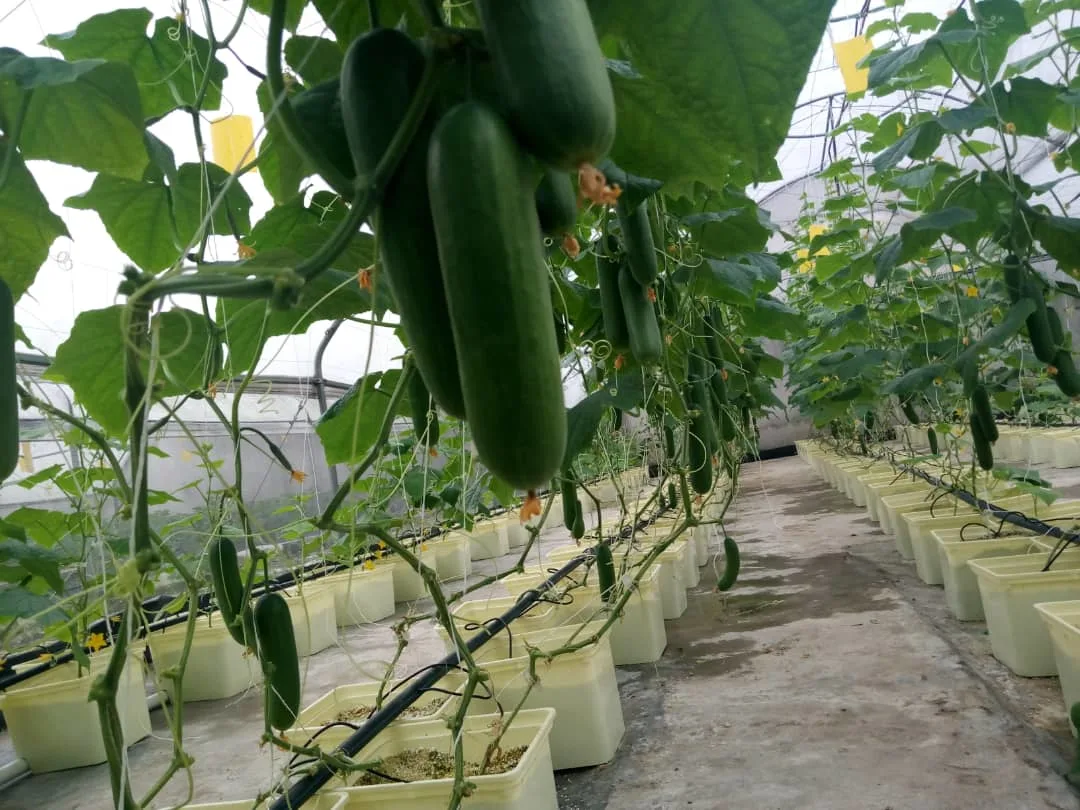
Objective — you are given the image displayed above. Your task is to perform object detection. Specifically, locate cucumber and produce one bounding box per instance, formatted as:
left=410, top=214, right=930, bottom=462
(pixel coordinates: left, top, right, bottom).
left=0, top=279, right=17, bottom=483
left=741, top=406, right=751, bottom=432
left=900, top=397, right=920, bottom=424
left=254, top=592, right=301, bottom=731
left=618, top=267, right=662, bottom=366
left=927, top=427, right=939, bottom=454
left=292, top=78, right=353, bottom=187
left=554, top=311, right=568, bottom=355
left=668, top=481, right=678, bottom=508
left=616, top=197, right=658, bottom=286
left=687, top=377, right=714, bottom=494
left=570, top=499, right=586, bottom=539
left=864, top=411, right=876, bottom=433
left=688, top=353, right=720, bottom=457
left=341, top=29, right=465, bottom=419
left=560, top=475, right=578, bottom=527
left=718, top=405, right=737, bottom=442
left=407, top=370, right=439, bottom=447
left=1023, top=278, right=1057, bottom=364
left=969, top=413, right=994, bottom=470
left=428, top=102, right=567, bottom=490
left=535, top=169, right=577, bottom=236
left=1048, top=306, right=1066, bottom=349
left=717, top=536, right=740, bottom=591
left=613, top=408, right=624, bottom=430
left=971, top=385, right=998, bottom=443
left=595, top=542, right=616, bottom=602
left=1053, top=350, right=1080, bottom=397
left=702, top=316, right=729, bottom=406
left=663, top=424, right=676, bottom=460
left=1003, top=254, right=1023, bottom=303
left=475, top=0, right=615, bottom=170
left=596, top=240, right=630, bottom=351
left=208, top=536, right=255, bottom=649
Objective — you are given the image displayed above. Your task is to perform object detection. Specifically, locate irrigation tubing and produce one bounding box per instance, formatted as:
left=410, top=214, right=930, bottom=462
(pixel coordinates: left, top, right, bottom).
left=268, top=550, right=593, bottom=810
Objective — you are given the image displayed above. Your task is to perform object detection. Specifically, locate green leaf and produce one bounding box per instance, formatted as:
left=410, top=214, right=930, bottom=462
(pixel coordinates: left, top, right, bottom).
left=65, top=175, right=178, bottom=272
left=317, top=370, right=403, bottom=465
left=589, top=0, right=835, bottom=189
left=928, top=170, right=1026, bottom=251
left=43, top=10, right=228, bottom=118
left=954, top=298, right=1036, bottom=368
left=564, top=372, right=649, bottom=467
left=1036, top=215, right=1080, bottom=272
left=898, top=207, right=979, bottom=260
left=0, top=586, right=63, bottom=622
left=311, top=0, right=421, bottom=44
left=0, top=142, right=69, bottom=300
left=44, top=306, right=218, bottom=435
left=741, top=296, right=804, bottom=339
left=172, top=162, right=253, bottom=247
left=938, top=1, right=1029, bottom=82
left=0, top=539, right=64, bottom=593
left=672, top=184, right=772, bottom=257
left=690, top=260, right=756, bottom=305
left=284, top=36, right=344, bottom=86
left=248, top=0, right=307, bottom=32
left=980, top=77, right=1061, bottom=136
left=883, top=363, right=949, bottom=395
left=871, top=122, right=944, bottom=172
left=3, top=507, right=75, bottom=548
left=0, top=49, right=147, bottom=179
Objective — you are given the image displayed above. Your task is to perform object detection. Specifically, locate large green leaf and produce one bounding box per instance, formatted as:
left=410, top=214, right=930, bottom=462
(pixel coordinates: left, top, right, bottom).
left=3, top=507, right=78, bottom=548
left=0, top=49, right=147, bottom=179
left=65, top=175, right=178, bottom=272
left=0, top=143, right=69, bottom=300
left=172, top=162, right=253, bottom=247
left=1036, top=215, right=1080, bottom=272
left=883, top=363, right=950, bottom=396
left=564, top=371, right=649, bottom=467
left=673, top=184, right=773, bottom=258
left=311, top=0, right=420, bottom=45
left=954, top=298, right=1036, bottom=368
left=44, top=306, right=219, bottom=435
left=740, top=296, right=805, bottom=340
left=248, top=0, right=308, bottom=32
left=0, top=539, right=64, bottom=593
left=285, top=36, right=344, bottom=86
left=317, top=369, right=403, bottom=465
left=42, top=10, right=228, bottom=119
left=589, top=0, right=834, bottom=189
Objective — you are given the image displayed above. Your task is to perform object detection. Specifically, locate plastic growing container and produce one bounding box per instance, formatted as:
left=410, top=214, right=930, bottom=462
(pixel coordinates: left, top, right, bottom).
left=502, top=565, right=667, bottom=665
left=968, top=549, right=1080, bottom=676
left=432, top=534, right=472, bottom=581
left=483, top=514, right=530, bottom=550
left=283, top=585, right=338, bottom=657
left=448, top=598, right=570, bottom=662
left=692, top=524, right=710, bottom=566
left=290, top=672, right=484, bottom=734
left=376, top=554, right=427, bottom=603
left=0, top=653, right=152, bottom=773
left=932, top=527, right=1042, bottom=621
left=865, top=480, right=929, bottom=524
left=904, top=509, right=981, bottom=585
left=184, top=797, right=345, bottom=810
left=1034, top=600, right=1080, bottom=734
left=636, top=530, right=698, bottom=587
left=456, top=525, right=509, bottom=561
left=320, top=565, right=396, bottom=626
left=147, top=613, right=260, bottom=702
left=311, top=709, right=558, bottom=809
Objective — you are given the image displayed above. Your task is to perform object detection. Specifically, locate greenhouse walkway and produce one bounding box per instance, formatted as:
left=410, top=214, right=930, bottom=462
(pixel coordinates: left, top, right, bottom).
left=3, top=456, right=1079, bottom=810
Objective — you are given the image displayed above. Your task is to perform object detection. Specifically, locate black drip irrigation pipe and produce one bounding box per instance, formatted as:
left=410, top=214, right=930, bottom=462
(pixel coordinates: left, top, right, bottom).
left=897, top=464, right=1080, bottom=569
left=268, top=550, right=592, bottom=810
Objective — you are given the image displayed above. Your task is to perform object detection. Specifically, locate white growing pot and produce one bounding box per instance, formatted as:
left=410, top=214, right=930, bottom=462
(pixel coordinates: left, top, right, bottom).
left=147, top=613, right=260, bottom=702
left=282, top=585, right=338, bottom=657
left=319, top=565, right=396, bottom=626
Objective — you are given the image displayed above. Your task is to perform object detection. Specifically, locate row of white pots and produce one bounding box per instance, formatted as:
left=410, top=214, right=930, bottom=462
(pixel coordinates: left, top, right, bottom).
left=896, top=423, right=1080, bottom=468
left=799, top=440, right=1080, bottom=735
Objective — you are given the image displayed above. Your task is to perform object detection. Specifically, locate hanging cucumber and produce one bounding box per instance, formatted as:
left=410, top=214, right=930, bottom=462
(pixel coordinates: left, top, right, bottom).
left=617, top=267, right=662, bottom=366
left=717, top=536, right=740, bottom=591
left=741, top=406, right=752, bottom=432
left=597, top=241, right=630, bottom=351
left=718, top=405, right=737, bottom=442
left=341, top=29, right=465, bottom=419
left=292, top=78, right=354, bottom=188
left=688, top=353, right=720, bottom=458
left=553, top=311, right=568, bottom=355
left=616, top=197, right=658, bottom=286
left=407, top=370, right=439, bottom=447
left=1023, top=278, right=1057, bottom=364
left=1003, top=254, right=1023, bottom=303
left=0, top=279, right=17, bottom=483
left=899, top=396, right=920, bottom=424
left=254, top=592, right=301, bottom=731
left=570, top=499, right=586, bottom=539
left=595, top=542, right=616, bottom=602
left=969, top=414, right=994, bottom=470
left=663, top=423, right=676, bottom=460
left=668, top=481, right=678, bottom=508
left=1053, top=350, right=1080, bottom=397
left=535, top=169, right=578, bottom=237
left=971, top=385, right=998, bottom=443
left=927, top=427, right=939, bottom=454
left=208, top=535, right=256, bottom=649
left=560, top=474, right=578, bottom=525
left=474, top=0, right=615, bottom=170
left=702, top=314, right=729, bottom=406
left=613, top=408, right=624, bottom=430
left=687, top=377, right=715, bottom=494
left=428, top=102, right=567, bottom=490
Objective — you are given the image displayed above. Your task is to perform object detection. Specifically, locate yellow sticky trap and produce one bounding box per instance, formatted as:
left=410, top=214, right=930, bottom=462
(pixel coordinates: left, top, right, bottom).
left=833, top=36, right=872, bottom=95
left=807, top=225, right=831, bottom=257
left=210, top=115, right=257, bottom=175
left=18, top=442, right=32, bottom=473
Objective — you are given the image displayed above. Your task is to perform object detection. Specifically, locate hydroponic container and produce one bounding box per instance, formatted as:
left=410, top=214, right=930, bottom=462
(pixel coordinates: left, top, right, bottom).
left=932, top=527, right=1042, bottom=621
left=283, top=584, right=338, bottom=657
left=147, top=613, right=260, bottom=702
left=320, top=565, right=396, bottom=626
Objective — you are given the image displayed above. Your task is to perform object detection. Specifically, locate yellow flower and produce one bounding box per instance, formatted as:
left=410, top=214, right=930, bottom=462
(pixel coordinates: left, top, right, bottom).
left=363, top=559, right=376, bottom=571
left=420, top=543, right=428, bottom=551
left=237, top=241, right=256, bottom=260
left=86, top=632, right=107, bottom=652
left=965, top=286, right=978, bottom=298
left=934, top=377, right=943, bottom=385
left=962, top=336, right=970, bottom=346
left=1004, top=121, right=1016, bottom=134
left=37, top=652, right=54, bottom=662
left=290, top=469, right=306, bottom=483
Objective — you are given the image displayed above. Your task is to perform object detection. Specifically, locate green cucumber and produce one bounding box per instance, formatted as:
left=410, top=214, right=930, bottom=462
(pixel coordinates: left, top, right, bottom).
left=254, top=592, right=301, bottom=731
left=428, top=102, right=567, bottom=490
left=618, top=267, right=662, bottom=366
left=702, top=315, right=729, bottom=406
left=900, top=397, right=920, bottom=424
left=595, top=542, right=616, bottom=602
left=1053, top=350, right=1080, bottom=397
left=1023, top=278, right=1057, bottom=364
left=0, top=279, right=17, bottom=483
left=969, top=413, right=994, bottom=470
left=687, top=377, right=715, bottom=494
left=971, top=385, right=998, bottom=443
left=613, top=408, right=624, bottom=430
left=1048, top=306, right=1066, bottom=349
left=927, top=427, right=939, bottom=455
left=208, top=536, right=255, bottom=649
left=663, top=424, right=676, bottom=460
left=570, top=499, right=586, bottom=539
left=554, top=311, right=568, bottom=355
left=292, top=78, right=353, bottom=188
left=616, top=198, right=658, bottom=286
left=717, top=403, right=737, bottom=442
left=560, top=475, right=578, bottom=527
left=717, top=536, right=740, bottom=591
left=597, top=241, right=630, bottom=351
left=407, top=370, right=439, bottom=447
left=741, top=406, right=751, bottom=432
left=341, top=29, right=465, bottom=419
left=535, top=169, right=578, bottom=236
left=1003, top=254, right=1023, bottom=303
left=688, top=353, right=719, bottom=457
left=668, top=481, right=678, bottom=507
left=475, top=0, right=615, bottom=170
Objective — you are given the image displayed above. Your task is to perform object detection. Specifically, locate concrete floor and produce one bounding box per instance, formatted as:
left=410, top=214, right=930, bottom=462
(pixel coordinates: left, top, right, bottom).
left=3, top=455, right=1080, bottom=809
